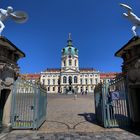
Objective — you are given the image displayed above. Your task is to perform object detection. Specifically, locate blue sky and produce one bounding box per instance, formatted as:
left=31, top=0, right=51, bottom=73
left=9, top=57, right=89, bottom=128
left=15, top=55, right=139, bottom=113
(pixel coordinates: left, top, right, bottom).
left=1, top=0, right=140, bottom=73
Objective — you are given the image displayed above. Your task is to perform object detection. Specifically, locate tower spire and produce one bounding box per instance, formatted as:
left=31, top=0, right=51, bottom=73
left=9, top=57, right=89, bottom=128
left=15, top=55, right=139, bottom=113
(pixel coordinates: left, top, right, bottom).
left=67, top=33, right=73, bottom=47
left=68, top=33, right=71, bottom=40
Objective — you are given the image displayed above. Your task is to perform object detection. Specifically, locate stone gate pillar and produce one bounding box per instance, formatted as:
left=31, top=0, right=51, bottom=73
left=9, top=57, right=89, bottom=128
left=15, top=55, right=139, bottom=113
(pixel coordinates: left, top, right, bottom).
left=0, top=36, right=25, bottom=130
left=115, top=36, right=140, bottom=129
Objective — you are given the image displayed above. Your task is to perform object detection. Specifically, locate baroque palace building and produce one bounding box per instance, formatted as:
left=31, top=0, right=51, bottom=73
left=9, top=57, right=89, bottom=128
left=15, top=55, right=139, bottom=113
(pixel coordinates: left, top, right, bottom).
left=22, top=34, right=118, bottom=94
left=40, top=34, right=101, bottom=94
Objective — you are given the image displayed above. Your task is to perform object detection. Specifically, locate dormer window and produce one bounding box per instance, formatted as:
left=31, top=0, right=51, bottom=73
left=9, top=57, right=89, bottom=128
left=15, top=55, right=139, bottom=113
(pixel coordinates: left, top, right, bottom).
left=62, top=49, right=65, bottom=55
left=75, top=48, right=78, bottom=55
left=68, top=48, right=71, bottom=55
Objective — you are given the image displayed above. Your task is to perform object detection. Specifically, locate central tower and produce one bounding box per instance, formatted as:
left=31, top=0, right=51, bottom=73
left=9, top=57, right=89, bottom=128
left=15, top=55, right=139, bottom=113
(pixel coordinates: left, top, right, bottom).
left=61, top=33, right=79, bottom=72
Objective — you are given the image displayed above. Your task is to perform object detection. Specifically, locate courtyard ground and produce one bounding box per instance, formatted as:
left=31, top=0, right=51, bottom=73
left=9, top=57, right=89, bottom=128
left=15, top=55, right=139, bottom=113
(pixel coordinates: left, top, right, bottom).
left=1, top=94, right=140, bottom=139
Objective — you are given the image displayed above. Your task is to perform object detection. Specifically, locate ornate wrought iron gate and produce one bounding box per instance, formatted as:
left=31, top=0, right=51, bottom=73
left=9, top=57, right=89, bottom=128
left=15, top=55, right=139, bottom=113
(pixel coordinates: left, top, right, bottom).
left=11, top=78, right=47, bottom=129
left=95, top=78, right=130, bottom=128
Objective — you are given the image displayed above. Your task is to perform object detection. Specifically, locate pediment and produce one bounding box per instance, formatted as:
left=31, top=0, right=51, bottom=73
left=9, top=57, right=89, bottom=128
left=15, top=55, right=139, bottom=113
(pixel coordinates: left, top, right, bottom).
left=62, top=68, right=78, bottom=73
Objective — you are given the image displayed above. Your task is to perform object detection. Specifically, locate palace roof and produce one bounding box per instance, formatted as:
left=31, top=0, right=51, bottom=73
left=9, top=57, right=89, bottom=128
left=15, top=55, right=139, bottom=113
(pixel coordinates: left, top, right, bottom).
left=100, top=72, right=119, bottom=79
left=79, top=68, right=96, bottom=71
left=20, top=74, right=40, bottom=80
left=44, top=68, right=96, bottom=72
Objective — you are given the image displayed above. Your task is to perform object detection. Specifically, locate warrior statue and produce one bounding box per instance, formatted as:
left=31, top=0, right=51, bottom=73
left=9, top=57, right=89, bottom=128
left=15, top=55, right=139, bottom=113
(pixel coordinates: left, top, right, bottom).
left=120, top=3, right=140, bottom=36
left=0, top=6, right=28, bottom=35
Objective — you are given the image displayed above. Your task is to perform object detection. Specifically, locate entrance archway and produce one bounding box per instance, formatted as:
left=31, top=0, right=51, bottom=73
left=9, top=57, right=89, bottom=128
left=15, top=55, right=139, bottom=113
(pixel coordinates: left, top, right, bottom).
left=68, top=76, right=72, bottom=92
left=0, top=89, right=10, bottom=127
left=129, top=87, right=140, bottom=129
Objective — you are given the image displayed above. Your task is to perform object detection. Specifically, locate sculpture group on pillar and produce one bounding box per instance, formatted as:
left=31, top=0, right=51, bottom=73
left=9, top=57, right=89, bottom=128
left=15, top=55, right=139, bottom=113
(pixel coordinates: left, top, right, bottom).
left=120, top=3, right=140, bottom=36
left=0, top=6, right=28, bottom=35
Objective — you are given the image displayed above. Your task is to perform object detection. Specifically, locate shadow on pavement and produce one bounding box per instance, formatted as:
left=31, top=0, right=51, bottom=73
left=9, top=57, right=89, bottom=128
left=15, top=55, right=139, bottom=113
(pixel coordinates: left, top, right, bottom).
left=78, top=113, right=140, bottom=136
left=78, top=113, right=98, bottom=125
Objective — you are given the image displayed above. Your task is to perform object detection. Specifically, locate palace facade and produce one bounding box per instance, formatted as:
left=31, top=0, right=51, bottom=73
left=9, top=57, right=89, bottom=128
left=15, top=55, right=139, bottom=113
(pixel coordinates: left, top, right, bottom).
left=40, top=34, right=113, bottom=94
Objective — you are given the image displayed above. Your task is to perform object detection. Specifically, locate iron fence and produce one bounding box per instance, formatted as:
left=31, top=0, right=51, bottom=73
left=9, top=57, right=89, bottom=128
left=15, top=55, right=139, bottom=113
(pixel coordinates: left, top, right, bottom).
left=94, top=77, right=130, bottom=128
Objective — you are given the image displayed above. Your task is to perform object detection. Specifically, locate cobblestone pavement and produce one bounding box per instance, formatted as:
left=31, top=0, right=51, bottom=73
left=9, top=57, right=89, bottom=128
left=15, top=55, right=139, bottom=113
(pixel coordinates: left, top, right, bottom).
left=2, top=94, right=140, bottom=139
left=3, top=131, right=140, bottom=140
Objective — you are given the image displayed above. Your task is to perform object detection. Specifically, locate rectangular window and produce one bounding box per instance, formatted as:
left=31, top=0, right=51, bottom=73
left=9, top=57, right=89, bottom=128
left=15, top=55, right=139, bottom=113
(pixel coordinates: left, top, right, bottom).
left=48, top=87, right=50, bottom=91
left=53, top=87, right=55, bottom=91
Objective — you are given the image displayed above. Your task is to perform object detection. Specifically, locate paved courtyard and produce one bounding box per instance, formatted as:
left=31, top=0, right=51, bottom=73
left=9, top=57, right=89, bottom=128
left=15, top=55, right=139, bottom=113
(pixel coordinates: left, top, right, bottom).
left=39, top=94, right=108, bottom=133
left=1, top=94, right=140, bottom=139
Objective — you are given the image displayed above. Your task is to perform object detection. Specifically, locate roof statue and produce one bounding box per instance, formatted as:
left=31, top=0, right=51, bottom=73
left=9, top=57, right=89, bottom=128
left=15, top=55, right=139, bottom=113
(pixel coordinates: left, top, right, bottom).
left=120, top=3, right=140, bottom=36
left=0, top=6, right=28, bottom=35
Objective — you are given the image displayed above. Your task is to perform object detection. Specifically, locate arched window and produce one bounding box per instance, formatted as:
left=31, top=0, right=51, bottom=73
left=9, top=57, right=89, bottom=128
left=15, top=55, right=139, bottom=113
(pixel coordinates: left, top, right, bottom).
left=53, top=79, right=55, bottom=85
left=42, top=79, right=45, bottom=85
left=85, top=79, right=88, bottom=84
left=69, top=59, right=72, bottom=66
left=63, top=76, right=67, bottom=83
left=90, top=78, right=92, bottom=84
left=80, top=79, right=82, bottom=84
left=74, top=76, right=77, bottom=83
left=48, top=79, right=50, bottom=85
left=95, top=78, right=98, bottom=84
left=75, top=60, right=77, bottom=66
left=69, top=76, right=72, bottom=84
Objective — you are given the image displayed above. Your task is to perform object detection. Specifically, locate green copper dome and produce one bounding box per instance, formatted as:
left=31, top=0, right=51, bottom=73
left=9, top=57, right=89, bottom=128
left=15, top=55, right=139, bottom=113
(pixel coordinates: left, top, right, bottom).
left=62, top=33, right=78, bottom=56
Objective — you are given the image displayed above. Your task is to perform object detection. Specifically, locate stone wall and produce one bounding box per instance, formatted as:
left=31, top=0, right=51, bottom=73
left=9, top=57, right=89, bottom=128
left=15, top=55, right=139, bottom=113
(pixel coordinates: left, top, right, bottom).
left=0, top=36, right=25, bottom=130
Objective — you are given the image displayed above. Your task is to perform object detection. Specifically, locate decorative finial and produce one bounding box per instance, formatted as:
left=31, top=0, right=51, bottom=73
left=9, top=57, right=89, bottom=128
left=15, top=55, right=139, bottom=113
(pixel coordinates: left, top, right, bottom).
left=0, top=6, right=28, bottom=35
left=120, top=3, right=140, bottom=36
left=68, top=33, right=71, bottom=40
